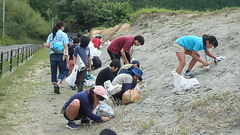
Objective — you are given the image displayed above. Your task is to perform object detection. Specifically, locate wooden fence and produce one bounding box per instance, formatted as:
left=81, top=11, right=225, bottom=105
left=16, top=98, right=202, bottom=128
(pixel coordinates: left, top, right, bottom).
left=0, top=44, right=41, bottom=77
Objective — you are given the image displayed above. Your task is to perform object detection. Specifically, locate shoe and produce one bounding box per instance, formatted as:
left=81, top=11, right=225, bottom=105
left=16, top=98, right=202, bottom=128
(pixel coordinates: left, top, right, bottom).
left=70, top=85, right=76, bottom=90
left=184, top=71, right=197, bottom=77
left=66, top=121, right=80, bottom=130
left=81, top=117, right=92, bottom=126
left=54, top=85, right=60, bottom=94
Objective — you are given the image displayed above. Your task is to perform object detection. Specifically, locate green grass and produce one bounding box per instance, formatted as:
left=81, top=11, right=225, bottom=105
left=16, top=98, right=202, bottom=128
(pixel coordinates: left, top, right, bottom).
left=0, top=48, right=49, bottom=130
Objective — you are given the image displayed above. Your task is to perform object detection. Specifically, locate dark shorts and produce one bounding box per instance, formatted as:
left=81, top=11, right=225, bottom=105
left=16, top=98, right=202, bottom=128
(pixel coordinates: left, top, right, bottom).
left=62, top=106, right=83, bottom=121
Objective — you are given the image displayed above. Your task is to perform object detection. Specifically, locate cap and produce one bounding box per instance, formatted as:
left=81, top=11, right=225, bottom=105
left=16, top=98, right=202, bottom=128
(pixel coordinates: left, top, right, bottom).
left=93, top=86, right=108, bottom=100
left=131, top=60, right=140, bottom=68
left=130, top=67, right=143, bottom=81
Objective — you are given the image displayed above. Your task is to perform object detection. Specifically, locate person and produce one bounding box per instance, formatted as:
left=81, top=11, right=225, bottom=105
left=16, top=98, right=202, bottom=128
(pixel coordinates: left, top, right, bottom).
left=84, top=30, right=90, bottom=37
left=174, top=34, right=218, bottom=77
left=44, top=21, right=69, bottom=94
left=92, top=34, right=103, bottom=50
left=112, top=67, right=143, bottom=103
left=76, top=32, right=83, bottom=38
left=68, top=37, right=80, bottom=75
left=107, top=35, right=144, bottom=64
left=95, top=59, right=121, bottom=86
left=61, top=86, right=110, bottom=130
left=117, top=60, right=140, bottom=75
left=73, top=36, right=92, bottom=92
left=99, top=128, right=117, bottom=135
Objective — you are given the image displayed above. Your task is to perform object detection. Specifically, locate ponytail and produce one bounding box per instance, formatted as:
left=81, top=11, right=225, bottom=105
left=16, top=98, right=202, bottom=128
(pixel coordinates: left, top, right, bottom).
left=88, top=87, right=95, bottom=106
left=52, top=21, right=65, bottom=39
left=202, top=34, right=218, bottom=48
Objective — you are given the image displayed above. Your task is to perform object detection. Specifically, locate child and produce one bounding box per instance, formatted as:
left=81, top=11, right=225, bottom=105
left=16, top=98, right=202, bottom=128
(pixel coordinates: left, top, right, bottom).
left=174, top=34, right=218, bottom=76
left=73, top=36, right=91, bottom=92
left=95, top=59, right=121, bottom=86
left=107, top=35, right=144, bottom=64
left=68, top=37, right=80, bottom=75
left=92, top=34, right=103, bottom=50
left=61, top=86, right=110, bottom=129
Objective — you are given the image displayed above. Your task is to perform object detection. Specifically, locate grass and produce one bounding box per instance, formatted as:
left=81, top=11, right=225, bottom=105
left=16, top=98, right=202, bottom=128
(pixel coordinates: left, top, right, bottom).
left=0, top=47, right=49, bottom=131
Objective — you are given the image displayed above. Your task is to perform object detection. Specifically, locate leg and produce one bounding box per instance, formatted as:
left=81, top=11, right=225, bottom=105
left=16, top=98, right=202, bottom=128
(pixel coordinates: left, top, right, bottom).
left=125, top=51, right=131, bottom=64
left=107, top=49, right=115, bottom=60
left=176, top=52, right=186, bottom=75
left=66, top=99, right=81, bottom=120
left=50, top=54, right=58, bottom=84
left=57, top=57, right=66, bottom=84
left=75, top=69, right=87, bottom=92
left=65, top=99, right=81, bottom=129
left=185, top=50, right=200, bottom=71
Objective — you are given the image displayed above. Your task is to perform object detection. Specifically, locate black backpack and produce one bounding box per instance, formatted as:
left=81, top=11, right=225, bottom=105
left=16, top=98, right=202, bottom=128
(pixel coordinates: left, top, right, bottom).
left=92, top=56, right=102, bottom=69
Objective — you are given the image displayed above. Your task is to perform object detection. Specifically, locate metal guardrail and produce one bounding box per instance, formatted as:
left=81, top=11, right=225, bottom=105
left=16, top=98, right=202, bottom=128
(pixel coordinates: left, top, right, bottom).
left=0, top=44, right=41, bottom=77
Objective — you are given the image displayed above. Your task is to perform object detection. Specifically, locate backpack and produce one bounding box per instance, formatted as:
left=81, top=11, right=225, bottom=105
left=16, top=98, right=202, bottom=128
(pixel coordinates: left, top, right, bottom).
left=92, top=56, right=102, bottom=69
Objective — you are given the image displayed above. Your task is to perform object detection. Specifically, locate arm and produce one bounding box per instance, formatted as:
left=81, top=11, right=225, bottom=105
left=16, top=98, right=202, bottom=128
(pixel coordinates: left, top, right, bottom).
left=191, top=51, right=209, bottom=66
left=205, top=50, right=217, bottom=59
left=88, top=56, right=92, bottom=72
left=120, top=48, right=130, bottom=64
left=43, top=42, right=50, bottom=48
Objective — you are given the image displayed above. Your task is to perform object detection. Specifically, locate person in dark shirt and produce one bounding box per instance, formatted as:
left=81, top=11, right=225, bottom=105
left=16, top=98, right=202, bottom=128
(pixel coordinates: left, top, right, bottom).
left=67, top=37, right=80, bottom=75
left=95, top=59, right=121, bottom=86
left=73, top=36, right=91, bottom=92
left=61, top=86, right=110, bottom=129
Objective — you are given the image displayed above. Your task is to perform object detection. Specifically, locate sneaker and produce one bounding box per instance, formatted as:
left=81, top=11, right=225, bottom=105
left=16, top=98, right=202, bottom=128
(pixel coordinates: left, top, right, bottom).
left=70, top=85, right=76, bottom=90
left=81, top=117, right=92, bottom=126
left=66, top=121, right=80, bottom=130
left=184, top=71, right=197, bottom=77
left=54, top=85, right=60, bottom=94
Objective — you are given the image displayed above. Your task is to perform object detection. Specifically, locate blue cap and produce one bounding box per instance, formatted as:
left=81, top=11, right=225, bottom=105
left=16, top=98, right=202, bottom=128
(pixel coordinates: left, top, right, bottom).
left=130, top=67, right=143, bottom=81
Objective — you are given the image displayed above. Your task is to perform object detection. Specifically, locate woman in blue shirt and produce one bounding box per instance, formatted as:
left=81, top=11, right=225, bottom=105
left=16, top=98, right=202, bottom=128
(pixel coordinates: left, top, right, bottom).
left=62, top=86, right=110, bottom=129
left=174, top=34, right=218, bottom=76
left=45, top=21, right=69, bottom=94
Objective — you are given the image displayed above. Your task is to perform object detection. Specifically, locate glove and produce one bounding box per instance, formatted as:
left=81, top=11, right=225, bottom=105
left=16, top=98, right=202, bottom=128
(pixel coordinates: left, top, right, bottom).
left=216, top=56, right=226, bottom=61
left=214, top=56, right=226, bottom=65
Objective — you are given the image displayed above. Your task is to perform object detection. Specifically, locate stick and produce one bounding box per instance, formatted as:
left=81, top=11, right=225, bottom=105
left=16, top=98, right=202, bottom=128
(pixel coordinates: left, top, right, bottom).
left=197, top=62, right=214, bottom=68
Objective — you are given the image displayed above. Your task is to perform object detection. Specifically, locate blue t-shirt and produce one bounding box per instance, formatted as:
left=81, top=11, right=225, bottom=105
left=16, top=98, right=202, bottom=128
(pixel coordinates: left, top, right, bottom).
left=63, top=90, right=102, bottom=122
left=74, top=46, right=90, bottom=66
left=46, top=30, right=69, bottom=54
left=176, top=36, right=207, bottom=52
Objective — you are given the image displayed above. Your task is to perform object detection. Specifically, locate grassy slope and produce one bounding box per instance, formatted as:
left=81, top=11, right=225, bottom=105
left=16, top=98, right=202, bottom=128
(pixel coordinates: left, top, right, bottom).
left=0, top=48, right=49, bottom=132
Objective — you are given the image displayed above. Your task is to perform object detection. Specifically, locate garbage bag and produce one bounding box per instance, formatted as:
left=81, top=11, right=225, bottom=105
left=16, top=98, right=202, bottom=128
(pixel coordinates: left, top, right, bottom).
left=172, top=71, right=199, bottom=92
left=66, top=65, right=78, bottom=87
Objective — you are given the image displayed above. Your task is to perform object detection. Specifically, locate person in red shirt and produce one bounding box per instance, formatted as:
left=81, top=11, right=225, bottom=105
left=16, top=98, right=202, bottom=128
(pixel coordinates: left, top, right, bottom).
left=107, top=35, right=144, bottom=64
left=92, top=35, right=102, bottom=50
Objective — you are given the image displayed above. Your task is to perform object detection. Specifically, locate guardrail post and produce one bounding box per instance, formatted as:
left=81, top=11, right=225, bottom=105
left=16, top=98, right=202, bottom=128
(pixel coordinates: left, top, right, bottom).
left=0, top=52, right=3, bottom=76
left=25, top=46, right=28, bottom=60
left=22, top=47, right=24, bottom=63
left=17, top=48, right=20, bottom=66
left=10, top=49, right=13, bottom=72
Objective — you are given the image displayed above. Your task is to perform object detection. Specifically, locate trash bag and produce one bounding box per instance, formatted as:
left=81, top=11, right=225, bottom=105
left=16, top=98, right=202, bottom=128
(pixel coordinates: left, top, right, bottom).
left=104, top=80, right=122, bottom=96
left=92, top=56, right=102, bottom=69
left=94, top=102, right=114, bottom=117
left=172, top=71, right=199, bottom=92
left=122, top=89, right=140, bottom=104
left=66, top=65, right=78, bottom=87
left=76, top=54, right=86, bottom=71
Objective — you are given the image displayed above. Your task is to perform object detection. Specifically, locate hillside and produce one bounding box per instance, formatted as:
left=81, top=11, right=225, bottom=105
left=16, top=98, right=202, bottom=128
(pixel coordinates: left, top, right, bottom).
left=1, top=9, right=240, bottom=135
left=91, top=8, right=240, bottom=134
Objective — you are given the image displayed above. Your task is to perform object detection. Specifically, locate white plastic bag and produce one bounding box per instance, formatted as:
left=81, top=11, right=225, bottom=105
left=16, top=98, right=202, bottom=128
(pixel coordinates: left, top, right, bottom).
left=172, top=71, right=199, bottom=92
left=66, top=65, right=78, bottom=87
left=93, top=101, right=114, bottom=117
left=104, top=80, right=122, bottom=96
left=76, top=54, right=86, bottom=71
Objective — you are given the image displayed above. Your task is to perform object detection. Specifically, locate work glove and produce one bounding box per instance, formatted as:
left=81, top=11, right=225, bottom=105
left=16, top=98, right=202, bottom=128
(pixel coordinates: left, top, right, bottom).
left=214, top=56, right=226, bottom=65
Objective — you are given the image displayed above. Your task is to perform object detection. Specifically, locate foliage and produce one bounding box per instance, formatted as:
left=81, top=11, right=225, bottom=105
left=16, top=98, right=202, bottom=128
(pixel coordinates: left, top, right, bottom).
left=0, top=0, right=50, bottom=46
